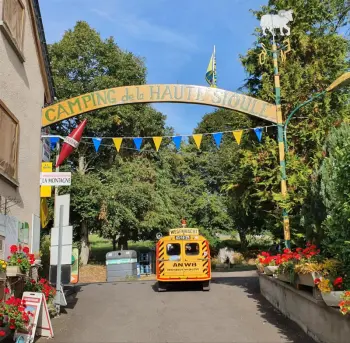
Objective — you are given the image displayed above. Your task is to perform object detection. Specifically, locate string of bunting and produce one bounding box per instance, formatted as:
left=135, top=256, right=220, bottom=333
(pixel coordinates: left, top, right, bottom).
left=44, top=125, right=276, bottom=153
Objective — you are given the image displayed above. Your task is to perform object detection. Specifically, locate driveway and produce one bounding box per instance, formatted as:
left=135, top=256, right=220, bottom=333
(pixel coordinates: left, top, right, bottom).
left=40, top=271, right=315, bottom=343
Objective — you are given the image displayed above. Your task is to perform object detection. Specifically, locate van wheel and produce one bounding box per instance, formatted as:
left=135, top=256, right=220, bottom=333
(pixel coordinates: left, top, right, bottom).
left=157, top=282, right=167, bottom=292
left=202, top=281, right=210, bottom=291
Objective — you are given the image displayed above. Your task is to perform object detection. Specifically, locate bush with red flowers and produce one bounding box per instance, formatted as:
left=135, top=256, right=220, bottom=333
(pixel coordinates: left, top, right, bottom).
left=24, top=278, right=56, bottom=303
left=7, top=245, right=35, bottom=274
left=0, top=296, right=33, bottom=334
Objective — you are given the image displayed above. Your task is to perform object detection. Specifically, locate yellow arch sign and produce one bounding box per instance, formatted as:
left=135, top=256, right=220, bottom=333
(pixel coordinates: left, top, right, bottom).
left=41, top=84, right=277, bottom=127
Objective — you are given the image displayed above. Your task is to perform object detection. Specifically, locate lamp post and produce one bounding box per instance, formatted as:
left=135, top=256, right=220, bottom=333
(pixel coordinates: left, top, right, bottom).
left=284, top=72, right=350, bottom=152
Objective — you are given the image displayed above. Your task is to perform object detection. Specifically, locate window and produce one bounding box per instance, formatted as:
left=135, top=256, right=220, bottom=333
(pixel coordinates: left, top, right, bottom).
left=0, top=100, right=19, bottom=183
left=185, top=243, right=199, bottom=256
left=1, top=0, right=26, bottom=60
left=166, top=243, right=181, bottom=256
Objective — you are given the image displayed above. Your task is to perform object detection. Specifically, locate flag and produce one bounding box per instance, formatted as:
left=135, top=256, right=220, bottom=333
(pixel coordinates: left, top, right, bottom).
left=233, top=131, right=243, bottom=145
left=192, top=134, right=203, bottom=149
left=205, top=46, right=217, bottom=87
left=40, top=198, right=49, bottom=228
left=153, top=137, right=162, bottom=152
left=212, top=132, right=223, bottom=148
left=133, top=137, right=143, bottom=151
left=92, top=137, right=102, bottom=152
left=113, top=138, right=123, bottom=152
left=172, top=136, right=182, bottom=151
left=254, top=128, right=263, bottom=142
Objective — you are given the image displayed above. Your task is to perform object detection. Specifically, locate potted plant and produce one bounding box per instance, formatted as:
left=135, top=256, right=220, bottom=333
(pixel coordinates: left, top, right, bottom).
left=314, top=276, right=344, bottom=306
left=259, top=252, right=280, bottom=275
left=7, top=246, right=35, bottom=276
left=0, top=295, right=33, bottom=338
left=276, top=248, right=300, bottom=283
left=339, top=291, right=350, bottom=315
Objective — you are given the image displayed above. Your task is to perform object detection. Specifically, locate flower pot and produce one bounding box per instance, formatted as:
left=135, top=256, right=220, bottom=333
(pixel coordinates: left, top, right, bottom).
left=297, top=272, right=320, bottom=287
left=277, top=273, right=292, bottom=283
left=256, top=264, right=264, bottom=274
left=264, top=266, right=278, bottom=276
left=6, top=266, right=21, bottom=277
left=321, top=291, right=343, bottom=307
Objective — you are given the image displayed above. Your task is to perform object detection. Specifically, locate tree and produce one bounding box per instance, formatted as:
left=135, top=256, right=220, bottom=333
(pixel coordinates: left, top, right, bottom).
left=238, top=0, right=349, bottom=239
left=48, top=21, right=166, bottom=264
left=320, top=122, right=350, bottom=287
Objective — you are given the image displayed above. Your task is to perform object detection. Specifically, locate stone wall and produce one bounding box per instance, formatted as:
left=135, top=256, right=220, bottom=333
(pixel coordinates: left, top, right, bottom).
left=259, top=273, right=350, bottom=343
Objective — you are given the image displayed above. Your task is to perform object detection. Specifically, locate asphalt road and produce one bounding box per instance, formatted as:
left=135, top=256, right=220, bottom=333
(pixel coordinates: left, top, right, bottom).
left=41, top=271, right=315, bottom=343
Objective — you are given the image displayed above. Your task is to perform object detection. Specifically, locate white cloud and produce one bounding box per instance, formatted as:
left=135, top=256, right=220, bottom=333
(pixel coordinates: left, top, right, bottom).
left=90, top=8, right=197, bottom=51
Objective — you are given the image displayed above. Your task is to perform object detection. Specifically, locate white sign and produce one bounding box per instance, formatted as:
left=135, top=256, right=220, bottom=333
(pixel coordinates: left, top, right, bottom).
left=54, top=194, right=70, bottom=228
left=50, top=225, right=73, bottom=265
left=14, top=292, right=54, bottom=342
left=40, top=172, right=71, bottom=186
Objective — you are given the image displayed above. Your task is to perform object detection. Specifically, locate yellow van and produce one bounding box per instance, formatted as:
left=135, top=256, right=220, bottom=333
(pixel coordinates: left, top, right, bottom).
left=156, top=225, right=211, bottom=291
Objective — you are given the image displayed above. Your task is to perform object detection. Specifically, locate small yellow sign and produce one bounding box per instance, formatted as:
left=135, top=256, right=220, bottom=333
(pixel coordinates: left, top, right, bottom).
left=40, top=162, right=52, bottom=197
left=169, top=228, right=199, bottom=236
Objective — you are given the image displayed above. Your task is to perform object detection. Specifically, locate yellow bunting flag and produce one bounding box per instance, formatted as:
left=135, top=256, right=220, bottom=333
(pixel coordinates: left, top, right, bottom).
left=152, top=136, right=163, bottom=152
left=113, top=138, right=123, bottom=152
left=233, top=130, right=243, bottom=145
left=192, top=134, right=203, bottom=149
left=40, top=198, right=49, bottom=228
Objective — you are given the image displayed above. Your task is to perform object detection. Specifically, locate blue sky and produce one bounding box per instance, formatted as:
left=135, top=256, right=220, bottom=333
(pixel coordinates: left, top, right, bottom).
left=40, top=0, right=265, bottom=135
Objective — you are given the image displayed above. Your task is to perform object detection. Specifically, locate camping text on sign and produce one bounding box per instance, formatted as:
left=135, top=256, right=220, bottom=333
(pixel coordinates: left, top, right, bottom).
left=40, top=172, right=71, bottom=186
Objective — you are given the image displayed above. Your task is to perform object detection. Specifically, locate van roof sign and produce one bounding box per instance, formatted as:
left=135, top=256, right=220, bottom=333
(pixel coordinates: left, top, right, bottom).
left=169, top=228, right=199, bottom=236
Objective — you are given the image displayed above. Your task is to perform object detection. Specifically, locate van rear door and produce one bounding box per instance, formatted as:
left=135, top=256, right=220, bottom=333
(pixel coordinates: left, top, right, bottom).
left=182, top=241, right=208, bottom=278
left=158, top=240, right=183, bottom=278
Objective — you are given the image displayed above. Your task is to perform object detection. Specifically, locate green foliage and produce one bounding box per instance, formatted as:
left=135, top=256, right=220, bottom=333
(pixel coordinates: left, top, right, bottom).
left=320, top=123, right=350, bottom=287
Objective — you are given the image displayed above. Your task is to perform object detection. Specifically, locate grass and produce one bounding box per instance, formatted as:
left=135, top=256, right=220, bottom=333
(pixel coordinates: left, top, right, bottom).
left=89, top=234, right=155, bottom=264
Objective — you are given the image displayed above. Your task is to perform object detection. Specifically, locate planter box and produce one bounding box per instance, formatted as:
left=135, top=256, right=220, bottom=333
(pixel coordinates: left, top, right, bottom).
left=321, top=291, right=343, bottom=307
left=259, top=273, right=350, bottom=343
left=264, top=266, right=278, bottom=276
left=6, top=266, right=21, bottom=277
left=297, top=272, right=320, bottom=287
left=277, top=273, right=292, bottom=283
left=0, top=271, right=5, bottom=280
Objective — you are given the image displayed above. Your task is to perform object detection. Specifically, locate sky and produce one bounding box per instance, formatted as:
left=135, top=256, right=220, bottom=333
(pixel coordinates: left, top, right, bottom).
left=39, top=0, right=266, bottom=135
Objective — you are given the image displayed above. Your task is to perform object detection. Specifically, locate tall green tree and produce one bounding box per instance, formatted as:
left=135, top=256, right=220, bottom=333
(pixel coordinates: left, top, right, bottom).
left=48, top=21, right=166, bottom=264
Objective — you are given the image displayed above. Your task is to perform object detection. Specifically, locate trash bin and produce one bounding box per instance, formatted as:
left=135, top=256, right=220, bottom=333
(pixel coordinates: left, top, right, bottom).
left=106, top=250, right=137, bottom=282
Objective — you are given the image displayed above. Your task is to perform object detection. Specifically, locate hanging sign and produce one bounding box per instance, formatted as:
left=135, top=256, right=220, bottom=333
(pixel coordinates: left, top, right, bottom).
left=14, top=292, right=54, bottom=342
left=40, top=172, right=71, bottom=186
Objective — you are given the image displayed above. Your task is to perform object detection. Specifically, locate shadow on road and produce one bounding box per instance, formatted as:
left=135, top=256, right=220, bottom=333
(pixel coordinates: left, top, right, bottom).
left=212, top=273, right=315, bottom=343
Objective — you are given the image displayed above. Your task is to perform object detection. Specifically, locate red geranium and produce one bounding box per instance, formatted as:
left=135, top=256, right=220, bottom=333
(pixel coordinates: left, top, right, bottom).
left=333, top=277, right=343, bottom=289
left=4, top=288, right=9, bottom=294
left=314, top=278, right=321, bottom=285
left=22, top=247, right=29, bottom=255
left=10, top=245, right=17, bottom=254
left=0, top=330, right=5, bottom=337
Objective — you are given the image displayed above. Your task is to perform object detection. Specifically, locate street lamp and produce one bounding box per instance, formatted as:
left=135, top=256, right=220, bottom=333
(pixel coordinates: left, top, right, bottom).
left=284, top=72, right=350, bottom=151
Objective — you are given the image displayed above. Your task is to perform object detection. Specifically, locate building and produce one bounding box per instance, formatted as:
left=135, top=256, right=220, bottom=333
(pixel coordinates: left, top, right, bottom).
left=0, top=0, right=54, bottom=259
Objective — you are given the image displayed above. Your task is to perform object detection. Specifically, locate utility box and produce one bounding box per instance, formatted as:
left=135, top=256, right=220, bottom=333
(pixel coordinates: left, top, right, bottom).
left=106, top=250, right=137, bottom=282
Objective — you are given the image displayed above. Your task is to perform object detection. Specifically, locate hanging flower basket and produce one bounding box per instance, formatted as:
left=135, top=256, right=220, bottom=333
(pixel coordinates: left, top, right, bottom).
left=264, top=266, right=278, bottom=276
left=6, top=266, right=21, bottom=277
left=321, top=291, right=343, bottom=307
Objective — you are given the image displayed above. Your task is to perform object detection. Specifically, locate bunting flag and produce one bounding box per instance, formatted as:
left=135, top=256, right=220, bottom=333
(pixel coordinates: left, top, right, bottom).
left=153, top=137, right=162, bottom=152
left=113, top=138, right=123, bottom=152
left=233, top=130, right=243, bottom=145
left=212, top=132, right=223, bottom=148
left=49, top=137, right=59, bottom=150
left=92, top=138, right=102, bottom=152
left=133, top=137, right=143, bottom=151
left=192, top=134, right=203, bottom=150
left=172, top=136, right=182, bottom=150
left=40, top=198, right=49, bottom=228
left=43, top=125, right=275, bottom=155
left=254, top=128, right=263, bottom=142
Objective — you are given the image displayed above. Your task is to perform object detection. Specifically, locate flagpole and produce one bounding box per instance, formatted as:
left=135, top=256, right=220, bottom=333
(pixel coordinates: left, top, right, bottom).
left=213, top=45, right=216, bottom=87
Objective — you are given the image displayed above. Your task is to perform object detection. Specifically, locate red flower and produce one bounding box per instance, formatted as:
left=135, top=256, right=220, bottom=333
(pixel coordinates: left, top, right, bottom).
left=39, top=278, right=47, bottom=285
left=314, top=278, right=321, bottom=285
left=10, top=245, right=17, bottom=254
left=0, top=330, right=5, bottom=337
left=7, top=256, right=11, bottom=260
left=23, top=247, right=29, bottom=254
left=333, top=277, right=343, bottom=287
left=4, top=288, right=9, bottom=294
left=30, top=279, right=36, bottom=284
left=9, top=324, right=15, bottom=330
left=17, top=258, right=22, bottom=264
left=296, top=247, right=302, bottom=252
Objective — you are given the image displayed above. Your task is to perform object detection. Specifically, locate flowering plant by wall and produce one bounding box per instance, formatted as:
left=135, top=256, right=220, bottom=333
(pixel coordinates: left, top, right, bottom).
left=339, top=291, right=350, bottom=315
left=24, top=278, right=56, bottom=302
left=0, top=260, right=7, bottom=273
left=7, top=245, right=35, bottom=274
left=0, top=295, right=33, bottom=335
left=314, top=276, right=343, bottom=293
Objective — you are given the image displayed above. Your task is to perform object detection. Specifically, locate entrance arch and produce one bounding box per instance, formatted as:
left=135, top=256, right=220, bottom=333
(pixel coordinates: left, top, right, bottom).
left=41, top=84, right=277, bottom=127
